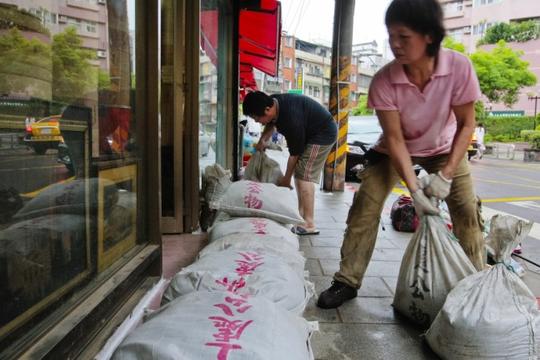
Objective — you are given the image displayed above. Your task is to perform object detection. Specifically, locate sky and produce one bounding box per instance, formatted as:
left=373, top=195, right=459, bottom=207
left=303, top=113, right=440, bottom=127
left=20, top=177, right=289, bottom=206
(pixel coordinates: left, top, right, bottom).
left=279, top=0, right=392, bottom=52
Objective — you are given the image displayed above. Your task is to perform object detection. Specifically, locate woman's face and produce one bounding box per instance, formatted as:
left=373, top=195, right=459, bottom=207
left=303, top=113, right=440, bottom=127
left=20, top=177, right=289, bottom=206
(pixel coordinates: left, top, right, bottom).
left=387, top=24, right=432, bottom=65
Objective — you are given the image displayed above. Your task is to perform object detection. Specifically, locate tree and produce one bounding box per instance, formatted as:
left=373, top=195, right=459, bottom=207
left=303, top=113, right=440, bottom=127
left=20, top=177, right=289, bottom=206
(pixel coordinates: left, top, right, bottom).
left=0, top=28, right=52, bottom=98
left=442, top=37, right=466, bottom=54
left=478, top=20, right=540, bottom=45
left=351, top=94, right=372, bottom=115
left=52, top=26, right=97, bottom=104
left=470, top=40, right=536, bottom=107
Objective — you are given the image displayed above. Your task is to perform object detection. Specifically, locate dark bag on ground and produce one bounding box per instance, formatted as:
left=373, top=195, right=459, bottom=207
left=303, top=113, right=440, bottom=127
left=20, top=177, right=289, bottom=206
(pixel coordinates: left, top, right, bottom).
left=390, top=195, right=419, bottom=232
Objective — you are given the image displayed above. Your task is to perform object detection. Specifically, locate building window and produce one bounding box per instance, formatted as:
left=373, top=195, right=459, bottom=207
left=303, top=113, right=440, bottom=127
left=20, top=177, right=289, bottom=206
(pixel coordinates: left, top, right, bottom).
left=314, top=87, right=320, bottom=98
left=283, top=57, right=292, bottom=68
left=442, top=1, right=463, bottom=14
left=474, top=0, right=502, bottom=6
left=0, top=0, right=142, bottom=352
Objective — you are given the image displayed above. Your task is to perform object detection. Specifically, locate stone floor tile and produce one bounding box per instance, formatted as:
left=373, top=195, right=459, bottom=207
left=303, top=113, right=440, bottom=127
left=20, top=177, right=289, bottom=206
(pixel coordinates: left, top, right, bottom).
left=371, top=248, right=406, bottom=262
left=374, top=238, right=399, bottom=249
left=311, top=323, right=439, bottom=360
left=364, top=261, right=401, bottom=277
left=306, top=258, right=323, bottom=276
left=382, top=277, right=398, bottom=294
left=302, top=246, right=341, bottom=260
left=303, top=298, right=341, bottom=323
left=338, top=297, right=397, bottom=324
left=319, top=259, right=340, bottom=276
left=310, top=237, right=344, bottom=247
left=358, top=277, right=394, bottom=297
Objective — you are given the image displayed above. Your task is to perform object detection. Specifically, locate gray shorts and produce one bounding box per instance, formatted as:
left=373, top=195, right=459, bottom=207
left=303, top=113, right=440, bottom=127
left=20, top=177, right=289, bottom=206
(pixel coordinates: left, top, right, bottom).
left=294, top=143, right=334, bottom=184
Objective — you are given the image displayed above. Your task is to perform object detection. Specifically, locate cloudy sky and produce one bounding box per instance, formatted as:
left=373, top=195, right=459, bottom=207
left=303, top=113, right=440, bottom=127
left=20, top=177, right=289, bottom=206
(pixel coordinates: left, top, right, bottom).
left=279, top=0, right=392, bottom=50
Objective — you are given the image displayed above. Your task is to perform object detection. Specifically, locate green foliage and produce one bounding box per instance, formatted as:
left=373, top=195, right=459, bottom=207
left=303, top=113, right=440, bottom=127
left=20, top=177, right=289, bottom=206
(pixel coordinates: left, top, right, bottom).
left=52, top=26, right=97, bottom=103
left=0, top=28, right=52, bottom=98
left=442, top=37, right=466, bottom=53
left=351, top=94, right=372, bottom=116
left=482, top=116, right=536, bottom=142
left=520, top=129, right=540, bottom=149
left=478, top=20, right=540, bottom=45
left=471, top=41, right=537, bottom=106
left=475, top=101, right=486, bottom=120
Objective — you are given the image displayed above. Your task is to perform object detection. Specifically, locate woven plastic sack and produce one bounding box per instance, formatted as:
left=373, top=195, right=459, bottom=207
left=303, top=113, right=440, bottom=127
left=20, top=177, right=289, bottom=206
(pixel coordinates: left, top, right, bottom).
left=210, top=180, right=303, bottom=224
left=202, top=164, right=232, bottom=204
left=426, top=215, right=538, bottom=359
left=162, top=249, right=313, bottom=314
left=199, top=233, right=305, bottom=275
left=209, top=217, right=299, bottom=249
left=112, top=291, right=316, bottom=360
left=393, top=214, right=477, bottom=327
left=244, top=150, right=283, bottom=184
left=390, top=195, right=419, bottom=232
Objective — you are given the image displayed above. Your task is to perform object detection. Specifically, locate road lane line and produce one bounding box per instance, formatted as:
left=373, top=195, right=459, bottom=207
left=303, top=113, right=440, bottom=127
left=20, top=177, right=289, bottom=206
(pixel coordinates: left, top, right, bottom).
left=474, top=177, right=540, bottom=190
left=482, top=196, right=540, bottom=203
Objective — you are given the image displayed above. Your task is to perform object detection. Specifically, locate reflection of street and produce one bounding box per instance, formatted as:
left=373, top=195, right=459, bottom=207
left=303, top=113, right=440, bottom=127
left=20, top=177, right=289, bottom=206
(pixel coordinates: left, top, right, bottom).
left=0, top=147, right=71, bottom=193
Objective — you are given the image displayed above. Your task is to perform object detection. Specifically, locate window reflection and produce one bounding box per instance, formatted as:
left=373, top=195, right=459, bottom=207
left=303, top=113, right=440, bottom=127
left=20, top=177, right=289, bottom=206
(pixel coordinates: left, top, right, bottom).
left=0, top=0, right=140, bottom=345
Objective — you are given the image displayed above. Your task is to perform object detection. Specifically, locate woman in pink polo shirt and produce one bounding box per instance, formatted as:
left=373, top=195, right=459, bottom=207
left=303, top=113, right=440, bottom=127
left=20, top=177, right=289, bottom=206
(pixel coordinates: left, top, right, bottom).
left=318, top=0, right=484, bottom=309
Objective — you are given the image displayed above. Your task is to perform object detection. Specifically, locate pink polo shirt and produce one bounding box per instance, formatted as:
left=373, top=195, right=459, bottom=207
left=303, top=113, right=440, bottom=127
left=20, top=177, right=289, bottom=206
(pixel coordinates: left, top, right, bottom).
left=367, top=48, right=481, bottom=157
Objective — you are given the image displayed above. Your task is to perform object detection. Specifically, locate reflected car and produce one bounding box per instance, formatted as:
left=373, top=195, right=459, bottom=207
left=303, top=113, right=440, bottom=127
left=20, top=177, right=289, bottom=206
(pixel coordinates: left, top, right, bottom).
left=24, top=115, right=64, bottom=154
left=199, top=131, right=216, bottom=157
left=345, top=116, right=421, bottom=182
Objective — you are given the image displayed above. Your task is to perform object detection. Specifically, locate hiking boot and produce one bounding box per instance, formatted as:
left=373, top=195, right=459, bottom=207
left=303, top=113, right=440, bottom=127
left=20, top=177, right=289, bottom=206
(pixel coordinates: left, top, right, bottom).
left=317, top=280, right=357, bottom=309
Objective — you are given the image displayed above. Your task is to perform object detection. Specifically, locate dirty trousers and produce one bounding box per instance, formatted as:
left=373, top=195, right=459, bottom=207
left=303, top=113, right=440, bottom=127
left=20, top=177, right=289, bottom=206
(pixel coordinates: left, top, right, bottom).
left=334, top=154, right=485, bottom=289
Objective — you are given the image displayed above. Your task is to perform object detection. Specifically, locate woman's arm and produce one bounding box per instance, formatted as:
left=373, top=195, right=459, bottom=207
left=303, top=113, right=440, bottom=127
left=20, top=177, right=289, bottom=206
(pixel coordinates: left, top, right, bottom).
left=441, top=101, right=476, bottom=178
left=376, top=109, right=420, bottom=192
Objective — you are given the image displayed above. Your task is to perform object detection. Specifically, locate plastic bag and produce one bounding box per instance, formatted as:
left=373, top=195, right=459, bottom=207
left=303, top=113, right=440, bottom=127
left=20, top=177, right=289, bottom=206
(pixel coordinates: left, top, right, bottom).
left=426, top=214, right=538, bottom=359
left=244, top=150, right=283, bottom=184
left=390, top=195, right=419, bottom=232
left=113, top=291, right=316, bottom=360
left=393, top=214, right=477, bottom=327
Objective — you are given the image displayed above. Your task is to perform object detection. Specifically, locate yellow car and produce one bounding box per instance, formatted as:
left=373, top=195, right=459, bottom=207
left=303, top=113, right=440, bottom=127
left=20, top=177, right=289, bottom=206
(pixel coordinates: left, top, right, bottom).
left=24, top=115, right=64, bottom=154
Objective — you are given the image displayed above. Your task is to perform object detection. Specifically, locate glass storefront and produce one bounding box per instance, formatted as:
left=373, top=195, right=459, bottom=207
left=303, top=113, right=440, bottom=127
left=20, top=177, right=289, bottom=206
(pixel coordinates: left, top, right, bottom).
left=0, top=0, right=143, bottom=350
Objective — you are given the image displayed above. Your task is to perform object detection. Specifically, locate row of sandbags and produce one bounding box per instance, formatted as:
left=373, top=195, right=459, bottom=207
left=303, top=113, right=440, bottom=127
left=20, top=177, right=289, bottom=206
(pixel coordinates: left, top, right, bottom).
left=393, top=205, right=539, bottom=359
left=113, top=175, right=317, bottom=359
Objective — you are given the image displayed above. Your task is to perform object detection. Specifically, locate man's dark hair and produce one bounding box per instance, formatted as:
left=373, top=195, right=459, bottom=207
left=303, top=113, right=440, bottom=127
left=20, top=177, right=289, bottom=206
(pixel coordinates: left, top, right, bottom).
left=385, top=0, right=446, bottom=57
left=242, top=91, right=274, bottom=117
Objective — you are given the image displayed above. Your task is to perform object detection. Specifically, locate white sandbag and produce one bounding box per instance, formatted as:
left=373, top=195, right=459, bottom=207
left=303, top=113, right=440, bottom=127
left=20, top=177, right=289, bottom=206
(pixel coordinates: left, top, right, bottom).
left=163, top=248, right=312, bottom=314
left=209, top=217, right=298, bottom=249
left=393, top=214, right=477, bottom=327
left=199, top=233, right=304, bottom=275
left=202, top=163, right=232, bottom=204
left=243, top=150, right=283, bottom=184
left=426, top=214, right=539, bottom=359
left=210, top=180, right=303, bottom=224
left=112, top=291, right=316, bottom=360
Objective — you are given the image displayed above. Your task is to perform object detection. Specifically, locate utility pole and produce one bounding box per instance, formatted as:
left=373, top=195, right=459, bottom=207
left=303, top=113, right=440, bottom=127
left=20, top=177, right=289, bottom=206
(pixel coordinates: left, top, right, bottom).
left=323, top=0, right=355, bottom=192
left=529, top=95, right=539, bottom=129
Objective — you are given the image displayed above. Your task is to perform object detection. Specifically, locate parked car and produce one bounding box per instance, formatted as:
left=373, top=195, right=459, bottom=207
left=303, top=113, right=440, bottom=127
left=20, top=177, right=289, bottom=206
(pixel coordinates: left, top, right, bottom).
left=24, top=115, right=64, bottom=154
left=345, top=116, right=421, bottom=182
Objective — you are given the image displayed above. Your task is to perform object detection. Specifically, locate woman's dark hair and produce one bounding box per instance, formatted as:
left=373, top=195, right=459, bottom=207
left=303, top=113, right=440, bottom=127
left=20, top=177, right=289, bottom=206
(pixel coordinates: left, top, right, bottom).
left=385, top=0, right=446, bottom=57
left=242, top=91, right=274, bottom=117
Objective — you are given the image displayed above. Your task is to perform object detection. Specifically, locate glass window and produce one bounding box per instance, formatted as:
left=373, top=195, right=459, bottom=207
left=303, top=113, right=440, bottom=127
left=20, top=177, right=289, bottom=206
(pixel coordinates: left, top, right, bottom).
left=0, top=0, right=142, bottom=350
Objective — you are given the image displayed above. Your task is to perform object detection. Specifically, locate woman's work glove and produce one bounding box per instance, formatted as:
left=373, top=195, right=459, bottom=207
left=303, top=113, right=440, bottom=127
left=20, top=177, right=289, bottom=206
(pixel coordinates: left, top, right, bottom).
left=423, top=171, right=452, bottom=200
left=411, top=189, right=440, bottom=216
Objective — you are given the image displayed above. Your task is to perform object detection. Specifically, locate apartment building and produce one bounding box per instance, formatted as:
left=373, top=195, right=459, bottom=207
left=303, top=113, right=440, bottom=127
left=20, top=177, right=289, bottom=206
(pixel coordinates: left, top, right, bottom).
left=3, top=0, right=110, bottom=69
left=441, top=0, right=540, bottom=114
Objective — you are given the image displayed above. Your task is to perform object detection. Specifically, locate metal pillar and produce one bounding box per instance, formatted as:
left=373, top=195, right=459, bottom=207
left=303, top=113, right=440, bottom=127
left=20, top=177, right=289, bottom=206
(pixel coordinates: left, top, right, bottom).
left=323, top=0, right=355, bottom=192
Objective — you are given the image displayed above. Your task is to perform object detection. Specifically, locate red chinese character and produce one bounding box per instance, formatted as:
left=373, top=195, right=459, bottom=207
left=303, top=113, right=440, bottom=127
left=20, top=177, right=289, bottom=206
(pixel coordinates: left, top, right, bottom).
left=225, top=296, right=252, bottom=313
left=208, top=316, right=253, bottom=342
left=215, top=277, right=247, bottom=293
left=235, top=252, right=264, bottom=276
left=243, top=193, right=263, bottom=209
left=246, top=181, right=262, bottom=194
left=249, top=218, right=268, bottom=234
left=205, top=342, right=242, bottom=360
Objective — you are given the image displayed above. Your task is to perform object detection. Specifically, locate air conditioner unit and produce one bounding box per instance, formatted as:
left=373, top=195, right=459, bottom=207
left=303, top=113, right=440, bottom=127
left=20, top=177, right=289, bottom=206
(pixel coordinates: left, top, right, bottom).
left=97, top=50, right=106, bottom=58
left=98, top=0, right=106, bottom=4
left=58, top=15, right=67, bottom=23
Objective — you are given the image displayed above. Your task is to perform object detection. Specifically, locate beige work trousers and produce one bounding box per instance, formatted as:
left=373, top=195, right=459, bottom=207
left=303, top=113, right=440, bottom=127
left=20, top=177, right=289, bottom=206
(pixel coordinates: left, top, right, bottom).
left=334, top=153, right=485, bottom=289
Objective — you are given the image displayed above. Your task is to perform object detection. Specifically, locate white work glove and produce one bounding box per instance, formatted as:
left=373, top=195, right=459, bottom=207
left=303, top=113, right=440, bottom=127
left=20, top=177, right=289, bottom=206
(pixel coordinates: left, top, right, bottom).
left=411, top=189, right=440, bottom=216
left=423, top=171, right=452, bottom=200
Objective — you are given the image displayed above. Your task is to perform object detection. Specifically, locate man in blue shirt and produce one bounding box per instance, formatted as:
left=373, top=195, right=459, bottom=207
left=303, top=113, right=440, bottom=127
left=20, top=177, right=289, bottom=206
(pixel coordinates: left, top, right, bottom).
left=243, top=91, right=337, bottom=235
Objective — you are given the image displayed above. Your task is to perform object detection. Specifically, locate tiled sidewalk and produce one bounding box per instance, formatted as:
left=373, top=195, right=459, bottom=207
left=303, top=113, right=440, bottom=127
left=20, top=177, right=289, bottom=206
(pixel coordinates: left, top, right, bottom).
left=301, top=185, right=439, bottom=359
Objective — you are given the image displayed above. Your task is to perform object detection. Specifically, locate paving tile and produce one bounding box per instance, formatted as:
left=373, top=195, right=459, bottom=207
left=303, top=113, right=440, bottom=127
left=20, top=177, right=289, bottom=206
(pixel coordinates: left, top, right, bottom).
left=306, top=258, right=323, bottom=276
left=374, top=238, right=399, bottom=249
left=299, top=236, right=312, bottom=247
left=338, top=297, right=397, bottom=324
left=365, top=260, right=401, bottom=277
left=303, top=298, right=341, bottom=323
left=302, top=246, right=341, bottom=260
left=311, top=323, right=439, bottom=360
left=358, top=277, right=394, bottom=298
left=371, top=248, right=406, bottom=262
left=382, top=277, right=398, bottom=294
left=310, top=237, right=344, bottom=247
left=319, top=259, right=340, bottom=276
